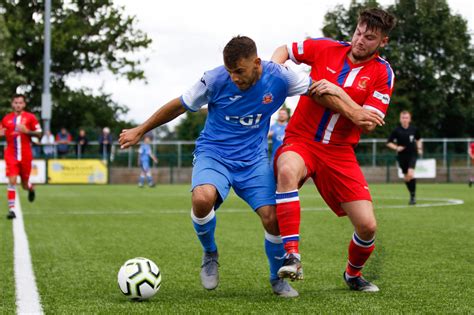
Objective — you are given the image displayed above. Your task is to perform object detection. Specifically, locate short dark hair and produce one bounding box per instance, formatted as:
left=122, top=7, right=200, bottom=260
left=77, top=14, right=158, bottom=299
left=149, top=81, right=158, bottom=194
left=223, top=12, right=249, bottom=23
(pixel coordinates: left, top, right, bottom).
left=358, top=8, right=397, bottom=36
left=12, top=93, right=26, bottom=101
left=223, top=36, right=257, bottom=68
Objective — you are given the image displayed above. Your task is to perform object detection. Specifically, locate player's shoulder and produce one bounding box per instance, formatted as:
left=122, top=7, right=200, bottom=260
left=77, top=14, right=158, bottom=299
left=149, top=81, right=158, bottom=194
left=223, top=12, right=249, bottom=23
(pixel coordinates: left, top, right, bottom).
left=307, top=37, right=351, bottom=49
left=23, top=111, right=38, bottom=119
left=201, top=65, right=229, bottom=87
left=262, top=61, right=287, bottom=77
left=373, top=56, right=395, bottom=76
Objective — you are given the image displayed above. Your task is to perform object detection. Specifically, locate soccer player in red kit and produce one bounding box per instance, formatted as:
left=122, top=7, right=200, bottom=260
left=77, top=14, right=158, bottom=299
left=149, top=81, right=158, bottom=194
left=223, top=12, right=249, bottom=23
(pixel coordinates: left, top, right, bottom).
left=0, top=94, right=42, bottom=219
left=271, top=8, right=396, bottom=291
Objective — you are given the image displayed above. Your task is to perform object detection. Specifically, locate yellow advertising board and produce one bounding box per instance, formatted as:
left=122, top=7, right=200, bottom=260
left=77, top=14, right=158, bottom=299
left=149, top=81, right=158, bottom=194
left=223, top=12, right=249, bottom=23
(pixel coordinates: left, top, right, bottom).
left=48, top=159, right=108, bottom=184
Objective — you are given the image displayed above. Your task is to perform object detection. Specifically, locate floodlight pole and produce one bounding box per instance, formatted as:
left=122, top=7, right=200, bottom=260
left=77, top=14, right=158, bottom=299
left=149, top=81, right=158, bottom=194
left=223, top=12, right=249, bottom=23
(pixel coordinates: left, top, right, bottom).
left=41, top=0, right=52, bottom=133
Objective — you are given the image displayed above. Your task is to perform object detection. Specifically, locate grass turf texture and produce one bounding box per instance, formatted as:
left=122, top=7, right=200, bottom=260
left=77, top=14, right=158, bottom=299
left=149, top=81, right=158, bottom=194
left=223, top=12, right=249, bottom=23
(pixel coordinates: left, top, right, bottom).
left=4, top=183, right=473, bottom=313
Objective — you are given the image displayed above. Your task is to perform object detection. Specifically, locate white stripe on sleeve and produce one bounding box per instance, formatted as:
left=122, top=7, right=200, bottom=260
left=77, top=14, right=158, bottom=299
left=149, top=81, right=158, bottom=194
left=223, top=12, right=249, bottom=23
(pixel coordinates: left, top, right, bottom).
left=181, top=78, right=209, bottom=112
left=282, top=66, right=310, bottom=96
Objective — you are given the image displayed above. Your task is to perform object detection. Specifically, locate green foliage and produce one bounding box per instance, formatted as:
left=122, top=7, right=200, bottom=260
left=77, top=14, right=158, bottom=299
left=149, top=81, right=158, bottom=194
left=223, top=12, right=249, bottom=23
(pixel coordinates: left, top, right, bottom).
left=322, top=0, right=474, bottom=138
left=175, top=109, right=208, bottom=141
left=0, top=0, right=151, bottom=131
left=52, top=87, right=133, bottom=136
left=0, top=15, right=25, bottom=116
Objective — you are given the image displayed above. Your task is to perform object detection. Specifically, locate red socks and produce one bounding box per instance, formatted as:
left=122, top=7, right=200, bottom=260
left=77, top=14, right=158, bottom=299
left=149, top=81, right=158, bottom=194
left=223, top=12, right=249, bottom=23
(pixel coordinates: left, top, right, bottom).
left=346, top=232, right=375, bottom=277
left=276, top=190, right=301, bottom=254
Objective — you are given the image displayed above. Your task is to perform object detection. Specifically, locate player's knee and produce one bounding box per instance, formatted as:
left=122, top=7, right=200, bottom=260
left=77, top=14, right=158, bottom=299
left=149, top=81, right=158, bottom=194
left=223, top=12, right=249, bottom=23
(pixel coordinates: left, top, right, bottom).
left=192, top=187, right=216, bottom=216
left=277, top=164, right=299, bottom=188
left=358, top=221, right=377, bottom=239
left=259, top=211, right=279, bottom=235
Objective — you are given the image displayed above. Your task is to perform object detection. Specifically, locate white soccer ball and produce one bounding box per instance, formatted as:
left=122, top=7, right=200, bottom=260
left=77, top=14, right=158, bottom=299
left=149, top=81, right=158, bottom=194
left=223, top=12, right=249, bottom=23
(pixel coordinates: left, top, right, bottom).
left=117, top=257, right=162, bottom=300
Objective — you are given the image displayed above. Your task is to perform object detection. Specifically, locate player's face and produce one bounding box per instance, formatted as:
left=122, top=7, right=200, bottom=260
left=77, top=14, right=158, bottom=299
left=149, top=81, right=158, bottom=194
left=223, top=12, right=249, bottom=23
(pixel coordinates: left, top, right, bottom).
left=350, top=23, right=388, bottom=61
left=225, top=56, right=261, bottom=91
left=400, top=113, right=411, bottom=127
left=11, top=97, right=26, bottom=113
left=277, top=110, right=289, bottom=123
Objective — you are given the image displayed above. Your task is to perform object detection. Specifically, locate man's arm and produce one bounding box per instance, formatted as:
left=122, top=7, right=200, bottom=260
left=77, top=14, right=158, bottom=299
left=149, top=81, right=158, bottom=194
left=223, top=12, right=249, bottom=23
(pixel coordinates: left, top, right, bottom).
left=416, top=139, right=423, bottom=156
left=309, top=80, right=385, bottom=132
left=119, top=97, right=186, bottom=149
left=386, top=141, right=405, bottom=153
left=16, top=124, right=42, bottom=138
left=271, top=45, right=290, bottom=64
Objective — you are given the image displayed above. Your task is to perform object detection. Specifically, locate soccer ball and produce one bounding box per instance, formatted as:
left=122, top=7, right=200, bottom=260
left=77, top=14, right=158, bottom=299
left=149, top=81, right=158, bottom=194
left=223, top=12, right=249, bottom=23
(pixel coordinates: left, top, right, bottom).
left=117, top=257, right=162, bottom=300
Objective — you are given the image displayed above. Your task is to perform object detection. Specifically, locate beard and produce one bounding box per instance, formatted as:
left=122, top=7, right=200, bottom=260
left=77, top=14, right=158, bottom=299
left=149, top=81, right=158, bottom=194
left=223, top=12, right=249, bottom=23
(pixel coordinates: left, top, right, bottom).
left=351, top=45, right=379, bottom=61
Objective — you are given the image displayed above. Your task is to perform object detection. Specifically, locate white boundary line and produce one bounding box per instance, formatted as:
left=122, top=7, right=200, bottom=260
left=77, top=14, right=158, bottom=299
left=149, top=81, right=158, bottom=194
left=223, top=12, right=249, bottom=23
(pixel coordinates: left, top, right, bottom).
left=13, top=192, right=43, bottom=314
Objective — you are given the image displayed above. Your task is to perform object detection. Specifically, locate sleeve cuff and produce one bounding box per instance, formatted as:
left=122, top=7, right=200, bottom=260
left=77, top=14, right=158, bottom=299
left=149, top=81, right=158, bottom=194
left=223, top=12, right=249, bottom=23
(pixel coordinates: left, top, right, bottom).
left=180, top=96, right=198, bottom=112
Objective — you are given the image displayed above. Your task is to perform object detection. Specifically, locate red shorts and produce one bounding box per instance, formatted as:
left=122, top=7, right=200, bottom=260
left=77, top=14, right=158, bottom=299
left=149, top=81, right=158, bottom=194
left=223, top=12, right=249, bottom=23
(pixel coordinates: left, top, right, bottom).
left=274, top=138, right=372, bottom=216
left=5, top=156, right=32, bottom=183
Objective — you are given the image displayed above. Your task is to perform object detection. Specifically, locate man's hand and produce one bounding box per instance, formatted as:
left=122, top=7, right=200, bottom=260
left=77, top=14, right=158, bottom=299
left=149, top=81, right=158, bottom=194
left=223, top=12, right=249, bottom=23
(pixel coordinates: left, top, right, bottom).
left=119, top=127, right=144, bottom=149
left=397, top=146, right=406, bottom=153
left=349, top=108, right=385, bottom=129
left=0, top=127, right=5, bottom=137
left=309, top=79, right=342, bottom=97
left=16, top=124, right=29, bottom=134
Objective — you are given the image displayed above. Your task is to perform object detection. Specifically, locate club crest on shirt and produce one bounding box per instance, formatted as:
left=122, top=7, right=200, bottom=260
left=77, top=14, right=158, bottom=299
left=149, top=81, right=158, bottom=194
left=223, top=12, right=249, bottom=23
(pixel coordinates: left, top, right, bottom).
left=357, top=76, right=370, bottom=90
left=262, top=93, right=273, bottom=104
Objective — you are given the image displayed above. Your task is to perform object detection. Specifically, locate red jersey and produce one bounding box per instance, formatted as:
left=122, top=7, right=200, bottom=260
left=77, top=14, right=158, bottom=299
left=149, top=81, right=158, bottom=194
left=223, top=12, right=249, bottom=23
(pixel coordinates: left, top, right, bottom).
left=470, top=142, right=474, bottom=156
left=286, top=38, right=395, bottom=145
left=1, top=111, right=41, bottom=161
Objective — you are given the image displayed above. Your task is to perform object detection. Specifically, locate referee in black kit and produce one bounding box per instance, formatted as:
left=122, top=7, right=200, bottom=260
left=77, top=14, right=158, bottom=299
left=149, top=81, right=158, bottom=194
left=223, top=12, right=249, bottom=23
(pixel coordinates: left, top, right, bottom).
left=387, top=110, right=423, bottom=205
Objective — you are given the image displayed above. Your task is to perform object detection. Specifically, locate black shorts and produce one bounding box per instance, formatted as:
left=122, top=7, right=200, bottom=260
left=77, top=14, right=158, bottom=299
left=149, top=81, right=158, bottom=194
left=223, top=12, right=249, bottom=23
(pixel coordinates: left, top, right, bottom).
left=397, top=155, right=417, bottom=174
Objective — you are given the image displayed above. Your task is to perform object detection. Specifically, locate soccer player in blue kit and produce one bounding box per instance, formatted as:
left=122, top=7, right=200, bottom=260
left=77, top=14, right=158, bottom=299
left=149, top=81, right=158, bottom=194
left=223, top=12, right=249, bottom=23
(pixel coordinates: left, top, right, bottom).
left=137, top=134, right=158, bottom=187
left=119, top=36, right=311, bottom=297
left=268, top=108, right=289, bottom=163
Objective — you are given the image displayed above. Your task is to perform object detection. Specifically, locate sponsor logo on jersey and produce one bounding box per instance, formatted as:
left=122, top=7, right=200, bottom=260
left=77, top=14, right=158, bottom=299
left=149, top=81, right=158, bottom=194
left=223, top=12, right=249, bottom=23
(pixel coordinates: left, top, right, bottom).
left=357, top=76, right=370, bottom=90
left=373, top=91, right=390, bottom=104
left=262, top=93, right=273, bottom=104
left=225, top=114, right=262, bottom=127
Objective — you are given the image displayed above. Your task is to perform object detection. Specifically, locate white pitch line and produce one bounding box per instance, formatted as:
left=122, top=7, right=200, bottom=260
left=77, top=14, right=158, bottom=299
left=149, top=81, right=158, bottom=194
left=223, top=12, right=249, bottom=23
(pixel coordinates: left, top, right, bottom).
left=13, top=193, right=43, bottom=314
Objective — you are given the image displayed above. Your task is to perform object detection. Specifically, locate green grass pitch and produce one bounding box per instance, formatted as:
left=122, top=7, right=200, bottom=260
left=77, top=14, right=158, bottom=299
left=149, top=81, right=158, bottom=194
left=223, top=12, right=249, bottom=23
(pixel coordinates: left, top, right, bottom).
left=1, top=183, right=473, bottom=313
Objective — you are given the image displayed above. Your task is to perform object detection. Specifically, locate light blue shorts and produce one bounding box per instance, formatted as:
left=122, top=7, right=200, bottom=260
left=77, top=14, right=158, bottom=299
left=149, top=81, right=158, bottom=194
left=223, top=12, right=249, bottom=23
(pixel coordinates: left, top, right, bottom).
left=191, top=153, right=276, bottom=211
left=140, top=159, right=150, bottom=172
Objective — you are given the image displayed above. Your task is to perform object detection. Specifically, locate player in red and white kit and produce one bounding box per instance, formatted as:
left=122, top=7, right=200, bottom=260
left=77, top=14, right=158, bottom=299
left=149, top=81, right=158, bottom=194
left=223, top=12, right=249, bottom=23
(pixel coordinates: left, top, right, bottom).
left=271, top=8, right=396, bottom=291
left=0, top=94, right=42, bottom=219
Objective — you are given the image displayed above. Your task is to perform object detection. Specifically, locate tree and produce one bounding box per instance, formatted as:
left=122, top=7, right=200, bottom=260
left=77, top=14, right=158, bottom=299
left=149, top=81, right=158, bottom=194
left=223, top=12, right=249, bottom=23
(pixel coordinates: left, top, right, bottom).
left=175, top=109, right=208, bottom=141
left=52, top=87, right=132, bottom=136
left=322, top=0, right=474, bottom=138
left=0, top=0, right=151, bottom=130
left=0, top=15, right=25, bottom=115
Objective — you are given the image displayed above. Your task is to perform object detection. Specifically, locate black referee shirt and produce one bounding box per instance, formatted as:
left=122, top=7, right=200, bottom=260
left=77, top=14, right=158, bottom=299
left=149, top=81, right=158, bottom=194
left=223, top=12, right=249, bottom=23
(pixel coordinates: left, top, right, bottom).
left=387, top=125, right=421, bottom=156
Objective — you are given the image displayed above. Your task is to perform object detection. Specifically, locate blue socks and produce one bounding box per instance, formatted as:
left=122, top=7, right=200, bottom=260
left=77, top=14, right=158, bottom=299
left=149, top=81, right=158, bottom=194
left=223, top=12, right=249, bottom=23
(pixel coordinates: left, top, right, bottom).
left=191, top=208, right=217, bottom=253
left=264, top=232, right=285, bottom=281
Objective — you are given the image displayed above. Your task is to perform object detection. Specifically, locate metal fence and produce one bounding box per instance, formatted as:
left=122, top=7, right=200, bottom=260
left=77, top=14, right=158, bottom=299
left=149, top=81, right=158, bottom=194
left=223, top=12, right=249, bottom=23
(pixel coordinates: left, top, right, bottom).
left=1, top=138, right=472, bottom=169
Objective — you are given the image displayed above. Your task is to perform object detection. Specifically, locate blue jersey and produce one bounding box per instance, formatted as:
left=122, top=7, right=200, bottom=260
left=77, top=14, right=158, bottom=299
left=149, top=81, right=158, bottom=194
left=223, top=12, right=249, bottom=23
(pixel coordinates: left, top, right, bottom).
left=138, top=143, right=152, bottom=162
left=270, top=122, right=287, bottom=156
left=180, top=61, right=310, bottom=162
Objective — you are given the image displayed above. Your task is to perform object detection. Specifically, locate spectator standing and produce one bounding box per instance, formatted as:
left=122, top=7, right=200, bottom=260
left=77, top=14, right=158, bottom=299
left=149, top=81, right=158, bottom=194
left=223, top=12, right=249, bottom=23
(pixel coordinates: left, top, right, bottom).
left=76, top=129, right=88, bottom=157
left=41, top=130, right=55, bottom=158
left=99, top=127, right=113, bottom=161
left=56, top=127, right=72, bottom=157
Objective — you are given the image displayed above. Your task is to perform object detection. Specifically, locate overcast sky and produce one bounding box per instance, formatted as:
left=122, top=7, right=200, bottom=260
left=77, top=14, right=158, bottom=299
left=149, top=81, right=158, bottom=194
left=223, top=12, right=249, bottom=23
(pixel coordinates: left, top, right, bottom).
left=66, top=0, right=474, bottom=127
